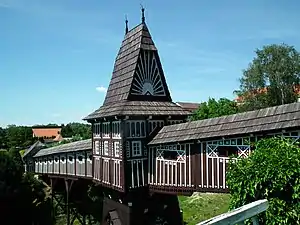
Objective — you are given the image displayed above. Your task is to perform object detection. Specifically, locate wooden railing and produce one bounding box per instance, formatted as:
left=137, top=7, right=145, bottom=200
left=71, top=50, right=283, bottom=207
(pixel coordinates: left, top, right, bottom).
left=196, top=199, right=268, bottom=225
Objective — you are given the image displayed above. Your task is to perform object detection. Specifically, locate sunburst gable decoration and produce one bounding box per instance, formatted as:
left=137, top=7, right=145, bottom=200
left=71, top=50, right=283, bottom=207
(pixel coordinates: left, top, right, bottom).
left=131, top=50, right=166, bottom=96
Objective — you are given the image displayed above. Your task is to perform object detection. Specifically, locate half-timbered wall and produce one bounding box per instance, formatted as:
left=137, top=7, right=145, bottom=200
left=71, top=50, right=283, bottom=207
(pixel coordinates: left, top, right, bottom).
left=148, top=129, right=300, bottom=193
left=48, top=157, right=53, bottom=173
left=34, top=150, right=92, bottom=178
left=92, top=120, right=124, bottom=191
left=148, top=143, right=192, bottom=190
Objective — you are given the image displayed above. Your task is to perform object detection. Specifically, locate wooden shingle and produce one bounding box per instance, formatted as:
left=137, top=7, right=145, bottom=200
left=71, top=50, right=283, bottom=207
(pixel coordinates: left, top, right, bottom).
left=34, top=139, right=92, bottom=157
left=149, top=102, right=300, bottom=145
left=84, top=21, right=190, bottom=120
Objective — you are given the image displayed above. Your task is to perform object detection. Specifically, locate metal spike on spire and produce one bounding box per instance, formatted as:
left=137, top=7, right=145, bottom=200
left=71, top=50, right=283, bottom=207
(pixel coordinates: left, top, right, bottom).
left=140, top=4, right=145, bottom=23
left=125, top=15, right=129, bottom=34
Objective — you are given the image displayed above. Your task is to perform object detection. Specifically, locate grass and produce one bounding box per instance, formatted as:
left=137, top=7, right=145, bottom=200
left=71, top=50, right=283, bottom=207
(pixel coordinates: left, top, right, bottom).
left=179, top=192, right=231, bottom=225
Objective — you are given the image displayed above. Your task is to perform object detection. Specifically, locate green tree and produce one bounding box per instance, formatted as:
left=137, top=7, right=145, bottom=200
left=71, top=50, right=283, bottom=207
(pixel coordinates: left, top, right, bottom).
left=0, top=149, right=53, bottom=225
left=190, top=98, right=238, bottom=121
left=0, top=127, right=7, bottom=149
left=227, top=137, right=300, bottom=224
left=235, top=43, right=300, bottom=111
left=6, top=125, right=35, bottom=149
left=61, top=122, right=91, bottom=139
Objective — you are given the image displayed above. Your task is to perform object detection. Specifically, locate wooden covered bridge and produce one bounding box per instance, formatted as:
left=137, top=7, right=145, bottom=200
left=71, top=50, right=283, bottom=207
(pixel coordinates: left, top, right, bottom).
left=23, top=8, right=300, bottom=225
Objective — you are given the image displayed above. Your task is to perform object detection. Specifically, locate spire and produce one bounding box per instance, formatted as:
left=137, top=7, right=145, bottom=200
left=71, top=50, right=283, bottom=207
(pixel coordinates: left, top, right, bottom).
left=141, top=5, right=145, bottom=23
left=125, top=15, right=128, bottom=34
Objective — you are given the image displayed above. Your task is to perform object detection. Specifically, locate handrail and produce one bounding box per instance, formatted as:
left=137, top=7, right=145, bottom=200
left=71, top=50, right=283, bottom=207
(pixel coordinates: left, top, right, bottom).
left=196, top=199, right=268, bottom=225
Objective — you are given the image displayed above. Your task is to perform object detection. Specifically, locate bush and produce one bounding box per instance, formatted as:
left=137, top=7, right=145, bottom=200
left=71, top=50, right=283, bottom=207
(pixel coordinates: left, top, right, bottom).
left=227, top=137, right=300, bottom=224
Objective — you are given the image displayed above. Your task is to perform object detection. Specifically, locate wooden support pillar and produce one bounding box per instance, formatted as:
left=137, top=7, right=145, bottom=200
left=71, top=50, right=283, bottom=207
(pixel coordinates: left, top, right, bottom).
left=50, top=177, right=58, bottom=223
left=64, top=179, right=74, bottom=225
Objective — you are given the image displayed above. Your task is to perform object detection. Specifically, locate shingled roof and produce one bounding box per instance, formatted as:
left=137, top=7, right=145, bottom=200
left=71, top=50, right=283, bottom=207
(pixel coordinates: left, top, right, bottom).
left=34, top=139, right=91, bottom=157
left=84, top=14, right=190, bottom=120
left=149, top=102, right=300, bottom=145
left=84, top=101, right=191, bottom=119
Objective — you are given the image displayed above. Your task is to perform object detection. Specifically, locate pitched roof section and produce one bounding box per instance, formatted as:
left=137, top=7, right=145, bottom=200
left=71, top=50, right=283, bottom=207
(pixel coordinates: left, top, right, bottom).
left=32, top=127, right=61, bottom=138
left=103, top=22, right=171, bottom=105
left=34, top=139, right=92, bottom=157
left=149, top=102, right=300, bottom=145
left=84, top=101, right=191, bottom=120
left=23, top=141, right=46, bottom=158
left=176, top=102, right=200, bottom=112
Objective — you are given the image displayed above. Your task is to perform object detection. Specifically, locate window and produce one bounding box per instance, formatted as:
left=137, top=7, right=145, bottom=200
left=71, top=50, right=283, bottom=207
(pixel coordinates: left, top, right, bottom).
left=94, top=141, right=100, bottom=154
left=132, top=141, right=142, bottom=157
left=77, top=156, right=83, bottom=161
left=102, top=122, right=110, bottom=138
left=114, top=142, right=120, bottom=157
left=148, top=120, right=164, bottom=134
left=112, top=121, right=121, bottom=138
left=68, top=156, right=73, bottom=162
left=104, top=141, right=109, bottom=156
left=218, top=146, right=238, bottom=157
left=54, top=158, right=59, bottom=163
left=125, top=121, right=146, bottom=137
left=94, top=123, right=101, bottom=137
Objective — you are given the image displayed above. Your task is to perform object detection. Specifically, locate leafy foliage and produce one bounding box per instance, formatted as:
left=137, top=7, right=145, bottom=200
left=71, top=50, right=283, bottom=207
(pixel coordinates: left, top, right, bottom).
left=61, top=122, right=91, bottom=139
left=5, top=125, right=35, bottom=149
left=0, top=150, right=53, bottom=225
left=227, top=137, right=300, bottom=224
left=235, top=43, right=300, bottom=111
left=190, top=98, right=238, bottom=121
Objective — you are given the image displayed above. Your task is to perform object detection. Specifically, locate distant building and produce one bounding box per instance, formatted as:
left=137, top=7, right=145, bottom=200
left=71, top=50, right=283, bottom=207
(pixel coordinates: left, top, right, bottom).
left=176, top=102, right=200, bottom=112
left=32, top=126, right=63, bottom=143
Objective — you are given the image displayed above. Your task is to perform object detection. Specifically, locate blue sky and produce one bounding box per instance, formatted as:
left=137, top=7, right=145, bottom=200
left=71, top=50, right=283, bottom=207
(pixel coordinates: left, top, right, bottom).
left=1, top=0, right=300, bottom=127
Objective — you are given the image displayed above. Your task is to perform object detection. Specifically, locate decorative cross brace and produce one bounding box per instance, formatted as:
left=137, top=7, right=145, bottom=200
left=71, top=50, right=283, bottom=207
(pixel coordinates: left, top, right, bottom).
left=157, top=150, right=164, bottom=159
left=237, top=145, right=250, bottom=158
left=207, top=145, right=218, bottom=157
left=176, top=150, right=185, bottom=161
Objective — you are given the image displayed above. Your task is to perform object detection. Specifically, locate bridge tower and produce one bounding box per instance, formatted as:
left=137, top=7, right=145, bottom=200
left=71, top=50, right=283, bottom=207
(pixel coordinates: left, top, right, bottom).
left=84, top=8, right=191, bottom=225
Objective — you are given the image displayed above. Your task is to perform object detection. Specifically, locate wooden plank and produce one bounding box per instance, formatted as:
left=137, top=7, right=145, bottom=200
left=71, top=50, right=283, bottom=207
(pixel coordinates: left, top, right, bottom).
left=196, top=199, right=268, bottom=225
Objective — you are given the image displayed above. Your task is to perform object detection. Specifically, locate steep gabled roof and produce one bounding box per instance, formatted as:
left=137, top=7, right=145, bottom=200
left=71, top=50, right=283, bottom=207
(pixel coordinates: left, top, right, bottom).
left=103, top=22, right=171, bottom=105
left=84, top=16, right=191, bottom=120
left=149, top=102, right=300, bottom=145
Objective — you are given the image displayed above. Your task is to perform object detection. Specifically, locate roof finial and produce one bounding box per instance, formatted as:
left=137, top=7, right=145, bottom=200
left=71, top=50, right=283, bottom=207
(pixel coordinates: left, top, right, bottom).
left=140, top=4, right=145, bottom=23
left=125, top=15, right=128, bottom=34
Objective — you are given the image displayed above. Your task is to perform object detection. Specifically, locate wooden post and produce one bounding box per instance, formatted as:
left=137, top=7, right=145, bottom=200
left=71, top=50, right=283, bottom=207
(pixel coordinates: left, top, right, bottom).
left=65, top=179, right=74, bottom=225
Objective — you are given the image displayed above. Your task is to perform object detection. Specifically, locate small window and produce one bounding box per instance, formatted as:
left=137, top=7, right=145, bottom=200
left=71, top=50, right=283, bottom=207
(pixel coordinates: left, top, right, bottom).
left=54, top=158, right=59, bottom=162
left=114, top=142, right=120, bottom=157
left=104, top=141, right=109, bottom=155
left=61, top=157, right=65, bottom=162
left=78, top=156, right=83, bottom=161
left=68, top=156, right=73, bottom=162
left=163, top=150, right=177, bottom=160
left=136, top=122, right=140, bottom=136
left=131, top=123, right=135, bottom=137
left=95, top=141, right=100, bottom=155
left=132, top=141, right=142, bottom=157
left=126, top=122, right=130, bottom=137
left=89, top=155, right=92, bottom=161
left=49, top=158, right=52, bottom=163
left=218, top=146, right=238, bottom=157
left=141, top=122, right=145, bottom=137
